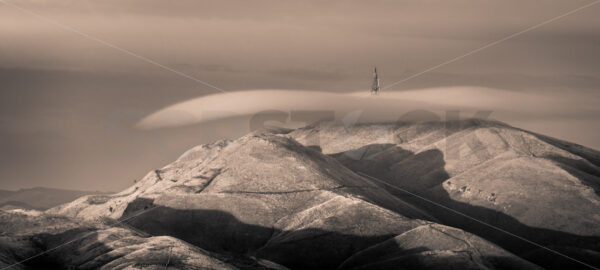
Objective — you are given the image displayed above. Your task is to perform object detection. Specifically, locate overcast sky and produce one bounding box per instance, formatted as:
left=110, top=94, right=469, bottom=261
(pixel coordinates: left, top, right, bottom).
left=0, top=0, right=599, bottom=191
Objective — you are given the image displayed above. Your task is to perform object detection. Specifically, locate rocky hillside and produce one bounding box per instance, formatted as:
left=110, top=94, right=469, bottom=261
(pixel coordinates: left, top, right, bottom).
left=289, top=119, right=600, bottom=269
left=2, top=120, right=598, bottom=269
left=0, top=210, right=275, bottom=269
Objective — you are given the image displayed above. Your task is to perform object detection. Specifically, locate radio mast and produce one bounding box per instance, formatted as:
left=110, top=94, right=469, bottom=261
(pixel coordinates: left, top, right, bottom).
left=371, top=67, right=380, bottom=95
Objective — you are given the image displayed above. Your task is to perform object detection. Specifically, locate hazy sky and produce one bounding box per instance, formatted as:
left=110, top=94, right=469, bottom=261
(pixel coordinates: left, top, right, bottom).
left=0, top=0, right=599, bottom=191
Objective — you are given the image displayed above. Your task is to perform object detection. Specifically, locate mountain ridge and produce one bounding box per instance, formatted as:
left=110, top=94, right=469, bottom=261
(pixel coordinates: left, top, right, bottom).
left=2, top=119, right=598, bottom=269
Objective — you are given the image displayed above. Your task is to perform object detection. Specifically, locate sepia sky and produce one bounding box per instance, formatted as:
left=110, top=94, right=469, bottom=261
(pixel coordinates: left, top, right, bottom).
left=0, top=0, right=599, bottom=191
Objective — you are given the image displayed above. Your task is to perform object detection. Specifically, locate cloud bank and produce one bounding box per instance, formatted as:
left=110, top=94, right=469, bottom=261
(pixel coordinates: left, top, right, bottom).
left=136, top=87, right=600, bottom=142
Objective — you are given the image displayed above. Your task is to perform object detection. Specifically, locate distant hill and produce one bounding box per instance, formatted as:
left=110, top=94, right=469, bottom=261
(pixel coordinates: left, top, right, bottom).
left=0, top=189, right=13, bottom=198
left=0, top=187, right=108, bottom=211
